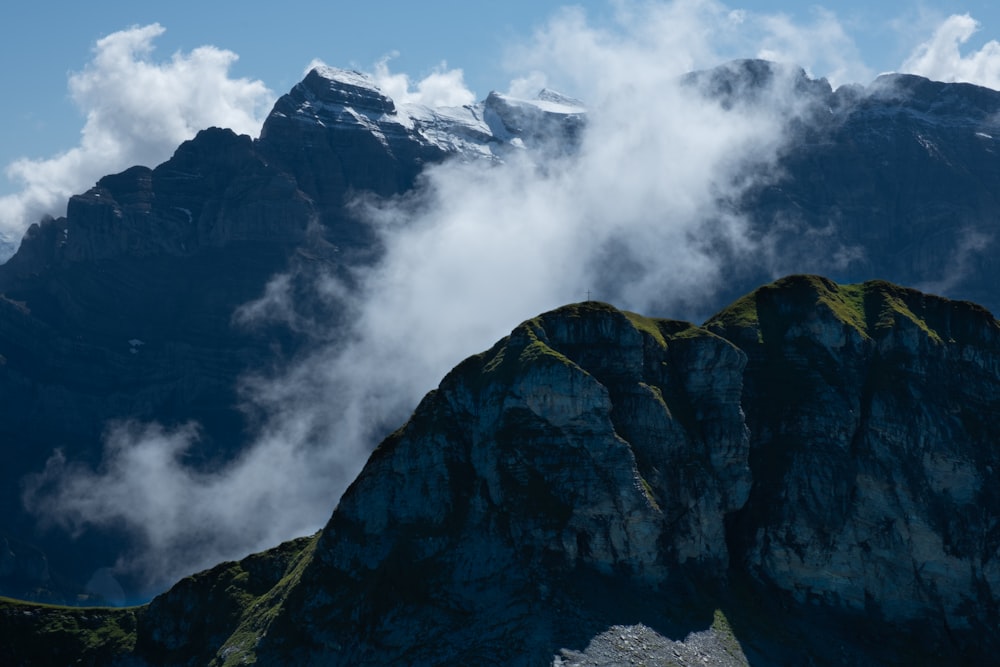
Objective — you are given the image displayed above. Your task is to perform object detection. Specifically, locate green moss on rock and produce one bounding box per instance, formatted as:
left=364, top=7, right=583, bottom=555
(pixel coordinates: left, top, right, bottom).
left=707, top=274, right=999, bottom=347
left=0, top=596, right=140, bottom=664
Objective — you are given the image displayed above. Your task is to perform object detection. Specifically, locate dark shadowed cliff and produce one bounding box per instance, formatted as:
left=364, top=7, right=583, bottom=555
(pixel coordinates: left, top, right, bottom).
left=3, top=276, right=998, bottom=665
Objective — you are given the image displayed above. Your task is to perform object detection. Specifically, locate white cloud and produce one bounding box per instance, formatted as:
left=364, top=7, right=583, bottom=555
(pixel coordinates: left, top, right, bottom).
left=901, top=14, right=1000, bottom=89
left=752, top=8, right=873, bottom=87
left=22, top=2, right=877, bottom=596
left=505, top=1, right=871, bottom=96
left=914, top=227, right=993, bottom=295
left=0, top=23, right=274, bottom=259
left=23, top=420, right=348, bottom=594
left=372, top=54, right=476, bottom=107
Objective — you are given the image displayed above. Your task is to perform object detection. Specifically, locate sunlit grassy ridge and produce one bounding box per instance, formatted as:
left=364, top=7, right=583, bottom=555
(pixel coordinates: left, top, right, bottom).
left=0, top=534, right=317, bottom=665
left=488, top=301, right=706, bottom=371
left=706, top=274, right=1000, bottom=344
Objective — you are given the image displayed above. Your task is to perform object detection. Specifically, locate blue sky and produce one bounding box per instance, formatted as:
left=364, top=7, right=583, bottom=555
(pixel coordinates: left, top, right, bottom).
left=2, top=0, right=1000, bottom=251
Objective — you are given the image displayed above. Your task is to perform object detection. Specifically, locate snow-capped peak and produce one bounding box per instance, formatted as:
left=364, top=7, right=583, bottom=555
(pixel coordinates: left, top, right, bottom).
left=310, top=65, right=381, bottom=92
left=268, top=67, right=588, bottom=160
left=535, top=88, right=587, bottom=113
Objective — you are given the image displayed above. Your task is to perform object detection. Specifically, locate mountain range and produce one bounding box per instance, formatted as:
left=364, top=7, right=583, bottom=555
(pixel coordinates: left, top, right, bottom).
left=1, top=58, right=1000, bottom=663
left=0, top=65, right=585, bottom=602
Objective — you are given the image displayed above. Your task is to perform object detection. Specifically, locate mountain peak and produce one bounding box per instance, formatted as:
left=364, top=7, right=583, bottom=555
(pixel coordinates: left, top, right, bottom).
left=683, top=58, right=834, bottom=107
left=536, top=88, right=585, bottom=109
left=309, top=64, right=379, bottom=90
left=298, top=65, right=397, bottom=115
left=482, top=89, right=585, bottom=146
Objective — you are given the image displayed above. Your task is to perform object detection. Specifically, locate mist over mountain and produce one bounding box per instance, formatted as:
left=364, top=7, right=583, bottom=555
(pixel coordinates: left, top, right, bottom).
left=2, top=56, right=1000, bottom=620
left=4, top=275, right=1000, bottom=665
left=0, top=64, right=591, bottom=602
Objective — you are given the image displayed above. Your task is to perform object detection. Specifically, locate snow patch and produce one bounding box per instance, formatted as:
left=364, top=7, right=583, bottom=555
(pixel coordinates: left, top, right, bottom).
left=311, top=65, right=380, bottom=92
left=287, top=67, right=585, bottom=159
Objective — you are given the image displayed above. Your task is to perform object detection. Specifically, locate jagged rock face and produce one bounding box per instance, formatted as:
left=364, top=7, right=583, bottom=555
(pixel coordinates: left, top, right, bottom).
left=255, top=303, right=750, bottom=663
left=735, top=67, right=1000, bottom=310
left=257, top=67, right=445, bottom=226
left=708, top=276, right=1000, bottom=646
left=677, top=59, right=1000, bottom=313
left=0, top=131, right=319, bottom=598
left=256, top=280, right=1000, bottom=664
left=4, top=277, right=1000, bottom=665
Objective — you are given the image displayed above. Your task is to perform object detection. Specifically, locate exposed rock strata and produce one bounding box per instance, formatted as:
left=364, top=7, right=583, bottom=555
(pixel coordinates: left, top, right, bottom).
left=5, top=277, right=996, bottom=665
left=254, top=303, right=751, bottom=664
left=709, top=276, right=1000, bottom=644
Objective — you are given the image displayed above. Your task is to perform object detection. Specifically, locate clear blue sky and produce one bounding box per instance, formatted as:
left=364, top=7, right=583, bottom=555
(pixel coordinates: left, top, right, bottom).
left=1, top=0, right=1000, bottom=249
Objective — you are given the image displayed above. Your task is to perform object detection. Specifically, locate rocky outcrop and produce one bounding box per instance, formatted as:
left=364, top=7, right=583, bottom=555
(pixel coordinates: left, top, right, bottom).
left=247, top=279, right=1000, bottom=664
left=1, top=276, right=996, bottom=663
left=708, top=275, right=1000, bottom=647
left=252, top=303, right=751, bottom=664
left=3, top=277, right=1000, bottom=664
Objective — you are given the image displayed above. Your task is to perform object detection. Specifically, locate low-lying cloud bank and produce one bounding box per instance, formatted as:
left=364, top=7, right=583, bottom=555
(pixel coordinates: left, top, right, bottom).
left=18, top=2, right=1000, bottom=596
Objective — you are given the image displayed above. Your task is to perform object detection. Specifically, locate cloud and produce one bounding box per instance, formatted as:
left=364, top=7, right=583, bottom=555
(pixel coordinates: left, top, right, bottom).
left=504, top=2, right=871, bottom=96
left=752, top=7, right=873, bottom=87
left=913, top=227, right=993, bottom=296
left=22, top=2, right=871, bottom=596
left=0, top=23, right=274, bottom=260
left=900, top=14, right=1000, bottom=89
left=371, top=54, right=477, bottom=107
left=23, top=420, right=350, bottom=595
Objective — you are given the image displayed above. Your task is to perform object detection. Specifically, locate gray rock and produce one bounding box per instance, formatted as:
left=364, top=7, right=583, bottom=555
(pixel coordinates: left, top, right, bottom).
left=4, top=278, right=1000, bottom=665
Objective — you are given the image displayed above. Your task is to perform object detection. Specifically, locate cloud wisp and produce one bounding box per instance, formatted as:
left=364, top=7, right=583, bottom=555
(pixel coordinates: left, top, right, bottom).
left=901, top=14, right=1000, bottom=90
left=371, top=54, right=478, bottom=107
left=0, top=23, right=274, bottom=260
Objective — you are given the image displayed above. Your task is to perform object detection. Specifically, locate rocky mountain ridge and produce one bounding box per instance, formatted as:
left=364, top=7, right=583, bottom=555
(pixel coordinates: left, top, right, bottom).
left=3, top=275, right=998, bottom=665
left=4, top=59, right=1000, bottom=605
